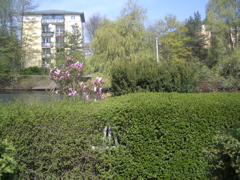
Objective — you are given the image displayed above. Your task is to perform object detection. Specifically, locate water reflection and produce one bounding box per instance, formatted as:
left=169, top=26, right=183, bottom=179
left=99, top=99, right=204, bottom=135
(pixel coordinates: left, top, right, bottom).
left=0, top=90, right=62, bottom=103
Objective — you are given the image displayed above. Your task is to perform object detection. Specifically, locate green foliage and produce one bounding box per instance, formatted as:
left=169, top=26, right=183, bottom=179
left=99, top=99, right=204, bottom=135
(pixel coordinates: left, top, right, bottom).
left=111, top=60, right=198, bottom=95
left=205, top=125, right=240, bottom=179
left=20, top=66, right=43, bottom=75
left=185, top=11, right=208, bottom=61
left=217, top=47, right=240, bottom=79
left=94, top=93, right=240, bottom=179
left=111, top=60, right=137, bottom=95
left=0, top=93, right=239, bottom=179
left=0, top=35, right=22, bottom=87
left=19, top=76, right=36, bottom=89
left=90, top=0, right=153, bottom=77
left=149, top=14, right=192, bottom=62
left=0, top=99, right=104, bottom=179
left=0, top=138, right=18, bottom=179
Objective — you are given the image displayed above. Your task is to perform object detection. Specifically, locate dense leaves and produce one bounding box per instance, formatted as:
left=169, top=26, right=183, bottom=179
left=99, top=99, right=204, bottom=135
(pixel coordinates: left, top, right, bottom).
left=205, top=125, right=240, bottom=180
left=111, top=60, right=198, bottom=95
left=0, top=93, right=239, bottom=179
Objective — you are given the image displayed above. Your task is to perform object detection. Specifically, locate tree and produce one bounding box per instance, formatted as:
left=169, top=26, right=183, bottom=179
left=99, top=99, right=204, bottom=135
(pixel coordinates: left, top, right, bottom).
left=206, top=0, right=240, bottom=78
left=90, top=0, right=153, bottom=84
left=206, top=0, right=240, bottom=52
left=84, top=12, right=105, bottom=42
left=0, top=0, right=37, bottom=86
left=185, top=11, right=208, bottom=62
left=53, top=23, right=85, bottom=70
left=151, top=14, right=192, bottom=62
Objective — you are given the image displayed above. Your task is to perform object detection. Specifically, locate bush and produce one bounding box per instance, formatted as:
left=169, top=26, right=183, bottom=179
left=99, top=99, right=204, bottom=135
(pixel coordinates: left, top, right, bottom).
left=0, top=138, right=18, bottom=179
left=0, top=93, right=239, bottom=179
left=205, top=125, right=240, bottom=179
left=19, top=76, right=36, bottom=89
left=111, top=60, right=137, bottom=96
left=20, top=67, right=44, bottom=75
left=0, top=99, right=104, bottom=179
left=111, top=60, right=198, bottom=95
left=93, top=93, right=240, bottom=179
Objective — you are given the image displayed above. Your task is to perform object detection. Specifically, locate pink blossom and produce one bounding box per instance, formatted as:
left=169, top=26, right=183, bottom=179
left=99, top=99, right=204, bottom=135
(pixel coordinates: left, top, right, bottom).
left=98, top=88, right=103, bottom=94
left=68, top=90, right=77, bottom=97
left=91, top=77, right=104, bottom=85
left=82, top=84, right=87, bottom=90
left=85, top=95, right=89, bottom=101
left=66, top=57, right=74, bottom=61
left=55, top=69, right=61, bottom=75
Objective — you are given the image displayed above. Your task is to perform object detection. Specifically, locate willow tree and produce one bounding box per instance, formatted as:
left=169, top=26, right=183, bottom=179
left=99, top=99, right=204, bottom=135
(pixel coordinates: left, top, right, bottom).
left=90, top=0, right=153, bottom=82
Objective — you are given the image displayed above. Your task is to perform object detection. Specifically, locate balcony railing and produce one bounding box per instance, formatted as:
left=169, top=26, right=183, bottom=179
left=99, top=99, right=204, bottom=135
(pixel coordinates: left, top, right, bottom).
left=42, top=32, right=54, bottom=37
left=56, top=32, right=65, bottom=36
left=42, top=19, right=64, bottom=24
left=42, top=42, right=53, bottom=48
left=42, top=53, right=53, bottom=58
left=56, top=42, right=65, bottom=47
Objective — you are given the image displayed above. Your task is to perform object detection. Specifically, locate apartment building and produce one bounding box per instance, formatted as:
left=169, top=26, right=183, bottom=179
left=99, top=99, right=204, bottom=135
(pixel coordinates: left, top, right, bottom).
left=22, top=10, right=85, bottom=67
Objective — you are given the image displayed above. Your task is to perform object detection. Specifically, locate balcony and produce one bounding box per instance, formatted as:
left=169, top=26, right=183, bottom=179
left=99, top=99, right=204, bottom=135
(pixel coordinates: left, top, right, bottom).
left=56, top=32, right=65, bottom=36
left=42, top=53, right=53, bottom=58
left=42, top=19, right=64, bottom=24
left=56, top=42, right=65, bottom=47
left=42, top=42, right=53, bottom=48
left=42, top=32, right=54, bottom=37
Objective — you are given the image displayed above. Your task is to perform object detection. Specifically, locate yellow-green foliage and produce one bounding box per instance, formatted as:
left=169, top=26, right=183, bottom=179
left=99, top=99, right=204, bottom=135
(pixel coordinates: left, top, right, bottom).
left=0, top=93, right=239, bottom=179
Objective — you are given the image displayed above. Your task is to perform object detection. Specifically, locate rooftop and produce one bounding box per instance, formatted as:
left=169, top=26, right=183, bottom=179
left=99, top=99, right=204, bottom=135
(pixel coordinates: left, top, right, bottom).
left=25, top=10, right=85, bottom=22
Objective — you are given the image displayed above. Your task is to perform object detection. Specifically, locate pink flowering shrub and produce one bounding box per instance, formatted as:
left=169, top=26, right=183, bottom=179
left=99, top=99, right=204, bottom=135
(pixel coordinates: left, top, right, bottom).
left=49, top=57, right=104, bottom=101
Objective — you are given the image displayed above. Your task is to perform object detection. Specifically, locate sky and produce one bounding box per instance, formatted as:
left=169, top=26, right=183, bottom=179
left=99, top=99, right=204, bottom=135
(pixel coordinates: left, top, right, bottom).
left=34, top=0, right=210, bottom=23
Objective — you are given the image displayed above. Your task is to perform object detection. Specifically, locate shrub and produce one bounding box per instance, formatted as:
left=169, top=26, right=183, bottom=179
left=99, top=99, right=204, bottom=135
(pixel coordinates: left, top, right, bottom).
left=19, top=76, right=36, bottom=89
left=111, top=60, right=137, bottom=96
left=0, top=93, right=239, bottom=179
left=205, top=125, right=240, bottom=179
left=0, top=138, right=18, bottom=179
left=93, top=93, right=240, bottom=179
left=20, top=67, right=43, bottom=75
left=0, top=99, right=104, bottom=179
left=111, top=60, right=198, bottom=95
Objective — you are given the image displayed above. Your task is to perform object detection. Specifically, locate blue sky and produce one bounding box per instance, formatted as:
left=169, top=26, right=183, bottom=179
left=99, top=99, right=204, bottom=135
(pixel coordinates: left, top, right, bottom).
left=34, top=0, right=209, bottom=23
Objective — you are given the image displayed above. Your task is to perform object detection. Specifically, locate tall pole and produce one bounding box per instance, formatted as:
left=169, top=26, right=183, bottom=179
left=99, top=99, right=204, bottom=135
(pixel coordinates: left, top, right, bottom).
left=156, top=37, right=159, bottom=63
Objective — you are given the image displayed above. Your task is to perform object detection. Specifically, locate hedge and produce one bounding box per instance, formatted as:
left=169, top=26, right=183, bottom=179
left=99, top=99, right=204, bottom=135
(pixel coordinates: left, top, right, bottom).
left=0, top=93, right=239, bottom=179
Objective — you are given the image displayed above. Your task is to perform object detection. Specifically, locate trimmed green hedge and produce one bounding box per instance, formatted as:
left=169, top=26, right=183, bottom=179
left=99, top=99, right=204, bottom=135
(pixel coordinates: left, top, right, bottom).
left=0, top=93, right=239, bottom=179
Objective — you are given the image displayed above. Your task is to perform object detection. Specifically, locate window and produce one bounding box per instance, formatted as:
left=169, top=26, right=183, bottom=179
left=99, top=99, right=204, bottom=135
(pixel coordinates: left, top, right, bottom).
left=54, top=15, right=64, bottom=19
left=56, top=26, right=64, bottom=35
left=42, top=37, right=51, bottom=43
left=42, top=25, right=49, bottom=32
left=71, top=15, right=75, bottom=20
left=56, top=37, right=64, bottom=43
left=42, top=15, right=53, bottom=19
left=42, top=48, right=51, bottom=54
left=56, top=37, right=64, bottom=47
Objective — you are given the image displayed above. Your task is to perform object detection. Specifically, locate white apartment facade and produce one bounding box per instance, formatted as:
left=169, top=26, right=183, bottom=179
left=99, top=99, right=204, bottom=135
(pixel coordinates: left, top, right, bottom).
left=22, top=10, right=85, bottom=67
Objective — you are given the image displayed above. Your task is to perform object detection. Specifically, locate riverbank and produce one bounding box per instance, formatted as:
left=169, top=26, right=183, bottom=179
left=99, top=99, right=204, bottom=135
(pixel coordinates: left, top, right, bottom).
left=2, top=75, right=58, bottom=91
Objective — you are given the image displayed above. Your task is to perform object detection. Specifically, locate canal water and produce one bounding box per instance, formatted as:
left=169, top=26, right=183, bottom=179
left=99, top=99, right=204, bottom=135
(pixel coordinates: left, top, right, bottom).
left=0, top=90, right=61, bottom=103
